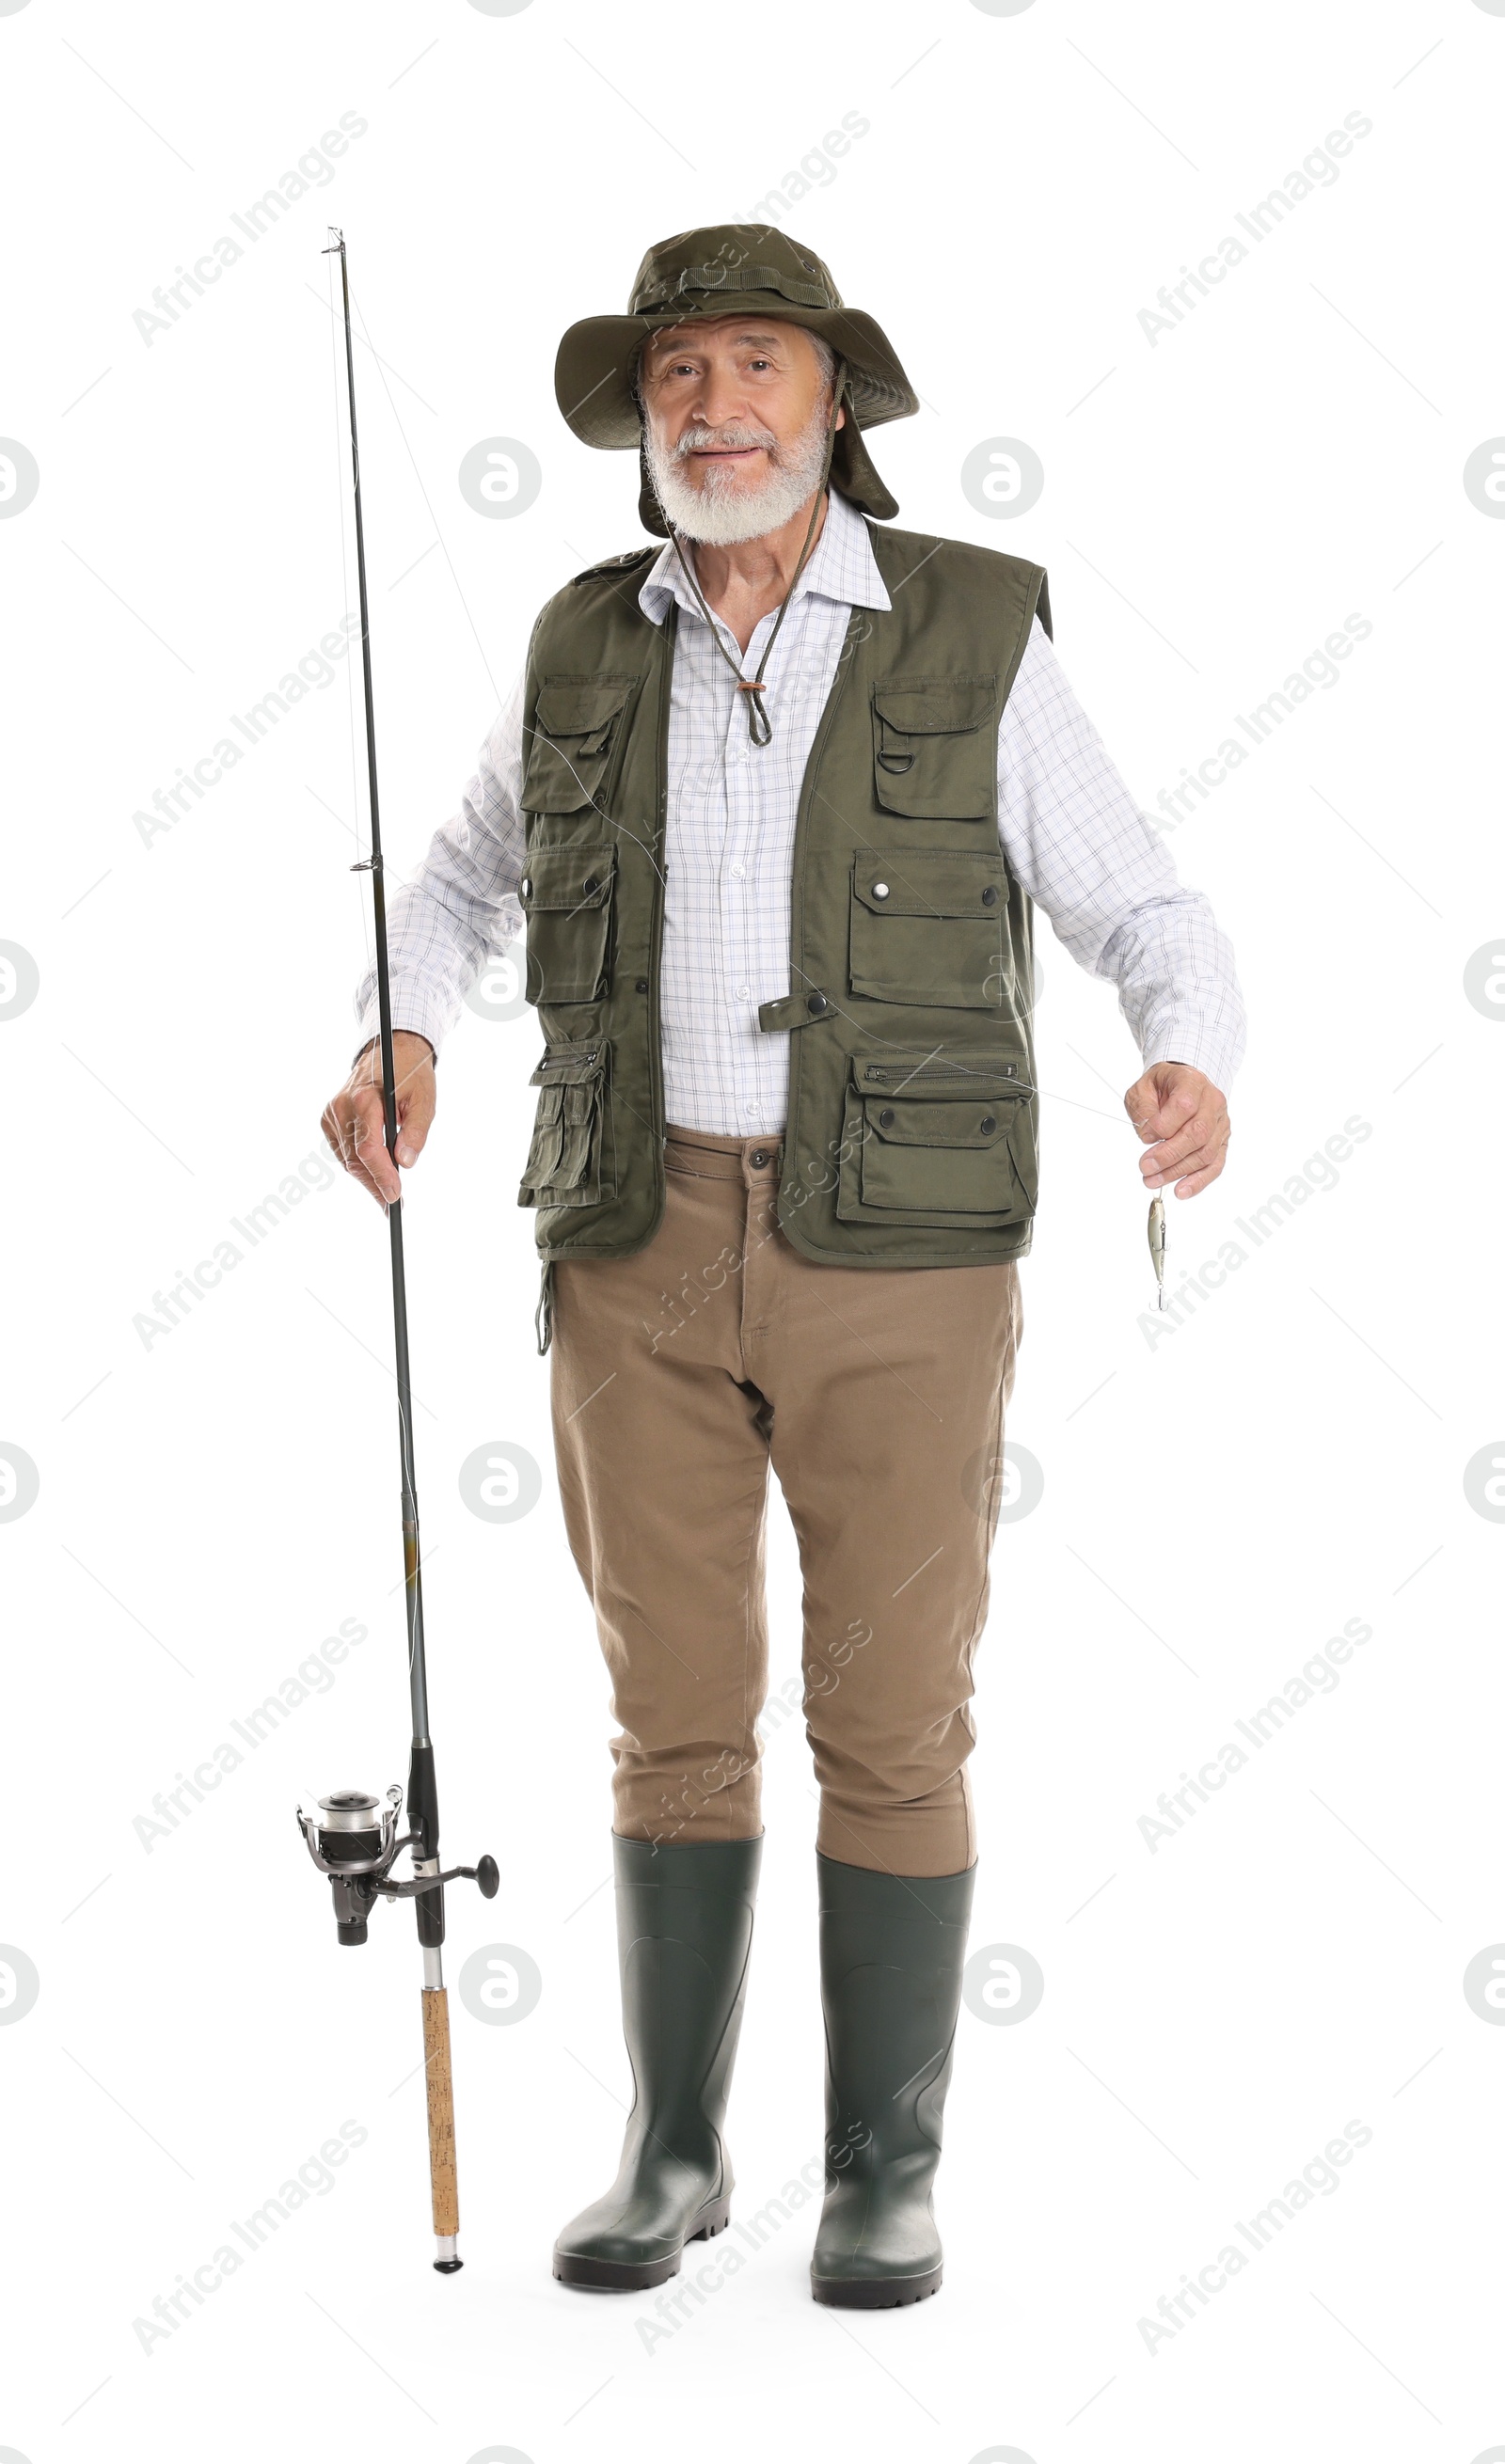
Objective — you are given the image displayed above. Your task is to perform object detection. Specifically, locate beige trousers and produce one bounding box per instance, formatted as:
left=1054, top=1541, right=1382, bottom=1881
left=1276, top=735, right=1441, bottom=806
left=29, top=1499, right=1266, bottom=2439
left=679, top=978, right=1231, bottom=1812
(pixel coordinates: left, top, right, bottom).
left=550, top=1126, right=1022, bottom=1876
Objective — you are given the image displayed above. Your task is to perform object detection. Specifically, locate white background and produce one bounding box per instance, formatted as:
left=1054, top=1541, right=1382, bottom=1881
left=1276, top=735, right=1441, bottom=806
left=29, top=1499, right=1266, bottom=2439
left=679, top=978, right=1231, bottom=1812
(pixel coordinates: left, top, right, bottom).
left=3, top=2, right=1502, bottom=2458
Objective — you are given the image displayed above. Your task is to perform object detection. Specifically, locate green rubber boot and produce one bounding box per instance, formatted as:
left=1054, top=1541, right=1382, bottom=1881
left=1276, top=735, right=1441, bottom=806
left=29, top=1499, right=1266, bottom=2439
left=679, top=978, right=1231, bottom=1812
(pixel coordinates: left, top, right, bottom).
left=810, top=1852, right=975, bottom=2308
left=553, top=1834, right=761, bottom=2292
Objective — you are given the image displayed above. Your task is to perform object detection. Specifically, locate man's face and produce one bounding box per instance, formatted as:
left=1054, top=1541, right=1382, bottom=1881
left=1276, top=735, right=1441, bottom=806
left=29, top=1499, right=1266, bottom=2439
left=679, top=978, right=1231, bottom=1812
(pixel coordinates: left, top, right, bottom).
left=639, top=315, right=845, bottom=545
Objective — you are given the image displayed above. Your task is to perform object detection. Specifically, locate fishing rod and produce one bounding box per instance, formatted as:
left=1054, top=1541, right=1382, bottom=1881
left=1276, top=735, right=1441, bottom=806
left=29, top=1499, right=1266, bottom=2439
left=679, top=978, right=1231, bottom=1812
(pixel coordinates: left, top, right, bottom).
left=297, top=226, right=497, bottom=2274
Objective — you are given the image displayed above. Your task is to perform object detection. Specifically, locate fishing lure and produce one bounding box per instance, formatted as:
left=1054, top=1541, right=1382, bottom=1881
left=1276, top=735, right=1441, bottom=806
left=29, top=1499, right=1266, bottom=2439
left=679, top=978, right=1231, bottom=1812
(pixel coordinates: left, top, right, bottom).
left=1148, top=1193, right=1167, bottom=1310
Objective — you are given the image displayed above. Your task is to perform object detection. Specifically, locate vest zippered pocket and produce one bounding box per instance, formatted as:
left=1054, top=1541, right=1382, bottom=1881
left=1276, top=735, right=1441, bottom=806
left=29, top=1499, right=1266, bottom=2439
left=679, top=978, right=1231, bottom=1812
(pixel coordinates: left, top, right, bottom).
left=870, top=675, right=997, bottom=820
left=519, top=846, right=616, bottom=1004
left=517, top=1039, right=615, bottom=1210
left=848, top=849, right=1011, bottom=1010
left=836, top=1049, right=1037, bottom=1228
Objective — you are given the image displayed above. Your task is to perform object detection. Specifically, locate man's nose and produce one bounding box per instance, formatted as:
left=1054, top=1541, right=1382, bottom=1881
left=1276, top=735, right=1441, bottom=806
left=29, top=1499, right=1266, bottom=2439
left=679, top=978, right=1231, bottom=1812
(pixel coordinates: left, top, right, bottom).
left=690, top=369, right=752, bottom=431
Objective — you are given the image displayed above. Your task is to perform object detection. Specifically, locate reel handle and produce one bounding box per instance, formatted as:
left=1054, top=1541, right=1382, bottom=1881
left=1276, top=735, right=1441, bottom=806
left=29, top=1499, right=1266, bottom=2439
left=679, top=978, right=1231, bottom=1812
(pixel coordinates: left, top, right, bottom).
left=377, top=1856, right=499, bottom=1903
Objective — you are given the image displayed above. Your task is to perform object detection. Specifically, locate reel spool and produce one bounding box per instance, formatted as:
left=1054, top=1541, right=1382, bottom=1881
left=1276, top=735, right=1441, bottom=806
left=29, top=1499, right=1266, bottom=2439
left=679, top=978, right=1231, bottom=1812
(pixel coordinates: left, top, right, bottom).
left=297, top=1783, right=499, bottom=1946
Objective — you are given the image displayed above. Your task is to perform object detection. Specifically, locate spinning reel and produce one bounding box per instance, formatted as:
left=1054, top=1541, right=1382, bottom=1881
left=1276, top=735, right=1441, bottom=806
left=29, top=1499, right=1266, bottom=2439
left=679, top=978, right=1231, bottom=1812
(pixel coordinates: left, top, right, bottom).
left=297, top=1784, right=499, bottom=1947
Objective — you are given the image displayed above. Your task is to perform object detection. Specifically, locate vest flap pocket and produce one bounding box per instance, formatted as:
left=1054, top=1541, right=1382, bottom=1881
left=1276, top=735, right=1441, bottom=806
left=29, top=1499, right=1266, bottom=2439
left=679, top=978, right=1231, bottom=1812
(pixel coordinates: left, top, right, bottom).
left=524, top=676, right=636, bottom=813
left=535, top=682, right=632, bottom=737
left=520, top=847, right=615, bottom=1003
left=866, top=1097, right=1009, bottom=1149
left=871, top=675, right=997, bottom=821
left=519, top=1039, right=614, bottom=1210
left=849, top=850, right=1008, bottom=1009
left=837, top=1050, right=1036, bottom=1226
left=872, top=678, right=995, bottom=737
left=520, top=847, right=613, bottom=912
left=852, top=851, right=1007, bottom=919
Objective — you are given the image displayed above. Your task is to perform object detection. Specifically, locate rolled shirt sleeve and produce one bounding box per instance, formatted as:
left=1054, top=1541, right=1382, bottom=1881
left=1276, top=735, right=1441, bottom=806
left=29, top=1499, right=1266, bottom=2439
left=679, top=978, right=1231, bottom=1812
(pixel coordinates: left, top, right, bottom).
left=353, top=666, right=527, bottom=1060
left=998, top=620, right=1246, bottom=1091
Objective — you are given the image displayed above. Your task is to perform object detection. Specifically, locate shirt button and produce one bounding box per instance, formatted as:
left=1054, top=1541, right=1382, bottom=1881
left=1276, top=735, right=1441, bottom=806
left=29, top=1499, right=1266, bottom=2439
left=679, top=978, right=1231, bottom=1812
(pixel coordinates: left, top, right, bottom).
left=737, top=984, right=752, bottom=1000
left=744, top=1101, right=759, bottom=1117
left=730, top=866, right=746, bottom=882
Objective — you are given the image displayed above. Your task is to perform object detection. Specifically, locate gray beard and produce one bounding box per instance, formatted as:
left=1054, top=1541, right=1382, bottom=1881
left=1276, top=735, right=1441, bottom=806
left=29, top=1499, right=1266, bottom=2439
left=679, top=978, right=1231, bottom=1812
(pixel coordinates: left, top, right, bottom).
left=643, top=399, right=832, bottom=545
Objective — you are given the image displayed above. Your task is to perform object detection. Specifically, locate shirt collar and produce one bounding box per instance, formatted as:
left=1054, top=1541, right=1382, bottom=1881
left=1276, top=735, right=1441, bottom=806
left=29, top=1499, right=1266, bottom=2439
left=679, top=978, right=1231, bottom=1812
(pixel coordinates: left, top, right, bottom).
left=638, top=483, right=892, bottom=630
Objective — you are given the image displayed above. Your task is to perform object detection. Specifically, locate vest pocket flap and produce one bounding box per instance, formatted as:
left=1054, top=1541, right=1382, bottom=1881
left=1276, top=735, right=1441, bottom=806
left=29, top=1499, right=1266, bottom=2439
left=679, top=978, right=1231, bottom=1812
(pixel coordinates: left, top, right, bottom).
left=519, top=848, right=614, bottom=912
left=863, top=1095, right=1011, bottom=1149
left=534, top=681, right=633, bottom=740
left=524, top=676, right=636, bottom=813
left=521, top=853, right=614, bottom=1005
left=869, top=677, right=998, bottom=820
left=519, top=1039, right=613, bottom=1210
left=872, top=677, right=996, bottom=737
left=838, top=1050, right=1037, bottom=1227
left=852, top=851, right=1009, bottom=918
left=848, top=854, right=1008, bottom=1010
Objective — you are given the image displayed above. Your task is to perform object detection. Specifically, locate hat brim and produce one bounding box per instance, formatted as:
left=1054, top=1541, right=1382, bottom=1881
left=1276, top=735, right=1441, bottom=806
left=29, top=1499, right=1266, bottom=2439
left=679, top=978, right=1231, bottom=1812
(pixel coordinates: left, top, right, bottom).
left=556, top=302, right=918, bottom=448
left=557, top=303, right=916, bottom=535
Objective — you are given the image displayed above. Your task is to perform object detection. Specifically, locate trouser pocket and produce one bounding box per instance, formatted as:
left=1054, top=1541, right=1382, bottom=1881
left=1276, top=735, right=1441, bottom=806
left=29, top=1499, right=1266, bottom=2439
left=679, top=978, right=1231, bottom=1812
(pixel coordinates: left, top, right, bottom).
left=518, top=1038, right=614, bottom=1209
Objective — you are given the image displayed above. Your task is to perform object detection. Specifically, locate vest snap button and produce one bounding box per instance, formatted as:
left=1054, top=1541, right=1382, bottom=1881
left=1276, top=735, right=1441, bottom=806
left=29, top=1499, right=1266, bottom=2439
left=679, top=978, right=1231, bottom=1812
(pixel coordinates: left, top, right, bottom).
left=872, top=880, right=890, bottom=899
left=635, top=976, right=649, bottom=994
left=981, top=884, right=999, bottom=908
left=583, top=875, right=599, bottom=895
left=980, top=1114, right=996, bottom=1133
left=805, top=991, right=829, bottom=1015
left=521, top=877, right=531, bottom=898
left=878, top=1107, right=895, bottom=1128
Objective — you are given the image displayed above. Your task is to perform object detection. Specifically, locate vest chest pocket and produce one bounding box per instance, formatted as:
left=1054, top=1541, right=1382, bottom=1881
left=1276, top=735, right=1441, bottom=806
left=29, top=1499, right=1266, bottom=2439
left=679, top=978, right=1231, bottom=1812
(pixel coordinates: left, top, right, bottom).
left=518, top=1039, right=614, bottom=1209
left=519, top=846, right=615, bottom=1004
left=522, top=677, right=636, bottom=817
left=837, top=1050, right=1037, bottom=1229
left=871, top=676, right=997, bottom=820
left=849, top=850, right=1009, bottom=1010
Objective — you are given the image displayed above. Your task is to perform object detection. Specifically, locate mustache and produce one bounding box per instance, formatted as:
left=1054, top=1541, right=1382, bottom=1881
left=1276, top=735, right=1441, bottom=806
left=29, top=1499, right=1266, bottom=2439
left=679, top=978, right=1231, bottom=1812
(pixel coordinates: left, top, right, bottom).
left=672, top=420, right=781, bottom=462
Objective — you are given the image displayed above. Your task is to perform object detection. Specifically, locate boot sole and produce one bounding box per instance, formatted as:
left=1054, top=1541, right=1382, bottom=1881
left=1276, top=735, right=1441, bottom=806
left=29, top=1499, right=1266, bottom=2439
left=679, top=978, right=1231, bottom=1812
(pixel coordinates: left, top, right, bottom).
left=812, top=2264, right=943, bottom=2309
left=553, top=2195, right=731, bottom=2293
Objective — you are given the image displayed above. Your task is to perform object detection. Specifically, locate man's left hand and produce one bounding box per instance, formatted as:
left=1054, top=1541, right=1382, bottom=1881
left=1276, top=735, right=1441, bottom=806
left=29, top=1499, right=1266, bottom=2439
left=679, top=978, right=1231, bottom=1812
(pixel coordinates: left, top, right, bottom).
left=1124, top=1063, right=1230, bottom=1198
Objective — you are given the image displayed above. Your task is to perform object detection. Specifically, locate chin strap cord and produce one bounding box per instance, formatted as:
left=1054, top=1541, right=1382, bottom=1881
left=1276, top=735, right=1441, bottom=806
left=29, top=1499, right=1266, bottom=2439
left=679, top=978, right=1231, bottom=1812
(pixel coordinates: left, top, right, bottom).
left=662, top=363, right=847, bottom=747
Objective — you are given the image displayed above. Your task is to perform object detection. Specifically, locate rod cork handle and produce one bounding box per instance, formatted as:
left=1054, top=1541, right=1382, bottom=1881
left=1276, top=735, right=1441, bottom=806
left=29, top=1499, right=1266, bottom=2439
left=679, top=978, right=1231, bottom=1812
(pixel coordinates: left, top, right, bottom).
left=422, top=1986, right=460, bottom=2244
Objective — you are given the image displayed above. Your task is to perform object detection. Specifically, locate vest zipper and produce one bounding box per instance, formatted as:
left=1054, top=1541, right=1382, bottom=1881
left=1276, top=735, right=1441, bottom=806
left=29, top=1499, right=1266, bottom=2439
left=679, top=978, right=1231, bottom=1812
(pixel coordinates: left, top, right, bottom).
left=861, top=1062, right=1021, bottom=1083
left=646, top=606, right=676, bottom=1175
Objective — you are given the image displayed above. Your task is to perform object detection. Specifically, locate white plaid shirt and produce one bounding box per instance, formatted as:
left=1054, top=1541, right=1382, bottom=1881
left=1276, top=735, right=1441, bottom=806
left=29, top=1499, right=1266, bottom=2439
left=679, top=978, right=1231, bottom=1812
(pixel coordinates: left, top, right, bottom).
left=357, top=487, right=1244, bottom=1132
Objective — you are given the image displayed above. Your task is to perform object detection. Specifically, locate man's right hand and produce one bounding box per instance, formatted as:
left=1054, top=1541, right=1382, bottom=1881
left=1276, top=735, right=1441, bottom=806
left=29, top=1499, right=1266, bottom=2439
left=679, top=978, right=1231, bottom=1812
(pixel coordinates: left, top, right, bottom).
left=321, top=1030, right=436, bottom=1208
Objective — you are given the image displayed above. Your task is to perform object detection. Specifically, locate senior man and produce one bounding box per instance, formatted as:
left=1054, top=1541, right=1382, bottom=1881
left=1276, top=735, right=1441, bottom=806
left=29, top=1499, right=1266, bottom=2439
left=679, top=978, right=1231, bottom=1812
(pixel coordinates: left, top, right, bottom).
left=322, top=226, right=1244, bottom=2311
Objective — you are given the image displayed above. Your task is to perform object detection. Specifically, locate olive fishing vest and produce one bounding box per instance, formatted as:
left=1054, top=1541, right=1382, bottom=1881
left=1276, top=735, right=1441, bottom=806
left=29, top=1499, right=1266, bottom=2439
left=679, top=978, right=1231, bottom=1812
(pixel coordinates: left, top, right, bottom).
left=516, top=518, right=1049, bottom=1278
